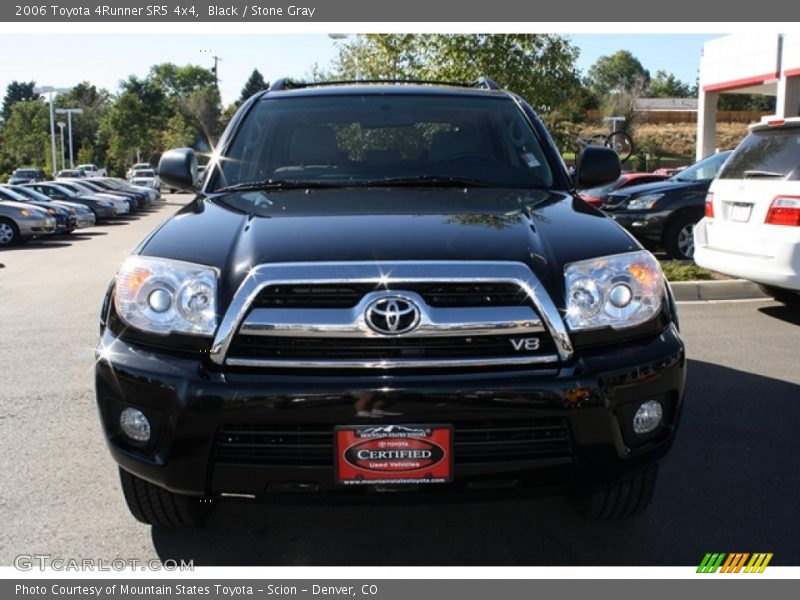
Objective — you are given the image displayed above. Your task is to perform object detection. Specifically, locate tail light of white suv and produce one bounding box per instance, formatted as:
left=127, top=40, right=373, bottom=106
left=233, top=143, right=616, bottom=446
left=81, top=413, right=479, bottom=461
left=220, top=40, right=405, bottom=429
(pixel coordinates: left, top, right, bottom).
left=765, top=196, right=800, bottom=227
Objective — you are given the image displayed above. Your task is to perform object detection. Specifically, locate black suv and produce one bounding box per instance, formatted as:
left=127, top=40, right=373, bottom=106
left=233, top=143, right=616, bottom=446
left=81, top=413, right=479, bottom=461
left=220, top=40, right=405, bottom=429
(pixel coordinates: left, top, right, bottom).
left=96, top=78, right=686, bottom=526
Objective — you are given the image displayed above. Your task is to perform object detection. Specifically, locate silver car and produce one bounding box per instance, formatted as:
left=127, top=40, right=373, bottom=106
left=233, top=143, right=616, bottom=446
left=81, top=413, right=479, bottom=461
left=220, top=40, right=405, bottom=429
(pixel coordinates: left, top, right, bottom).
left=0, top=200, right=57, bottom=246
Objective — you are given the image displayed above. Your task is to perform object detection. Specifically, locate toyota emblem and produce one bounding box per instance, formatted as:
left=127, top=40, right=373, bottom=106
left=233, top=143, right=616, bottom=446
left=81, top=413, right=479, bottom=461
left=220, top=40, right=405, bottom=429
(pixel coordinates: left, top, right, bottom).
left=364, top=296, right=421, bottom=335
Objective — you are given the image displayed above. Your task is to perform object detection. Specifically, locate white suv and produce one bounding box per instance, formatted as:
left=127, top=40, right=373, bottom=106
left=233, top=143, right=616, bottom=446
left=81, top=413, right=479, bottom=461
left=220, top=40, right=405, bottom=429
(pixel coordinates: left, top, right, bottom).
left=694, top=116, right=800, bottom=305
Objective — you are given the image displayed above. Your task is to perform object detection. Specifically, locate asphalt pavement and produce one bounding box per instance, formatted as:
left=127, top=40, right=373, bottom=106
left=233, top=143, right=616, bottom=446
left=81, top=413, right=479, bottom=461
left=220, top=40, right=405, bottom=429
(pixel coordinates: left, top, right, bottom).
left=1, top=196, right=798, bottom=566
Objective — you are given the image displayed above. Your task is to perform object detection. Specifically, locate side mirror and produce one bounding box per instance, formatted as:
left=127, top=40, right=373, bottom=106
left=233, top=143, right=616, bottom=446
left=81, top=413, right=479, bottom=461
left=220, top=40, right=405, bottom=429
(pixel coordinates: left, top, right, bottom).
left=158, top=148, right=198, bottom=191
left=575, top=146, right=621, bottom=189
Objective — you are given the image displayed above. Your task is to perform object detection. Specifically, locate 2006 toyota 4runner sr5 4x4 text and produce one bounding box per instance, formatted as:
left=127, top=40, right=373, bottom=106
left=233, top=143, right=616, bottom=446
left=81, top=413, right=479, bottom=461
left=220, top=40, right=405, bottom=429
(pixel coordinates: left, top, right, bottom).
left=96, top=77, right=686, bottom=526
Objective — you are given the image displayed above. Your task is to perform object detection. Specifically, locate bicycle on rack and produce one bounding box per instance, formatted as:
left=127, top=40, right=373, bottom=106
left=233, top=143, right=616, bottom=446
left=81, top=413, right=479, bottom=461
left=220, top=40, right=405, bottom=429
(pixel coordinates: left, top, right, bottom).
left=575, top=130, right=634, bottom=163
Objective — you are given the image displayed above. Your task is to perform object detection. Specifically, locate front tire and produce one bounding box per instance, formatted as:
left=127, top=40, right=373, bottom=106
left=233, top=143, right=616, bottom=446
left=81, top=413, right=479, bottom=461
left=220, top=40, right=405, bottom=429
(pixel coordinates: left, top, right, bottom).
left=119, top=468, right=216, bottom=527
left=570, top=464, right=658, bottom=519
left=758, top=285, right=800, bottom=306
left=664, top=213, right=700, bottom=260
left=0, top=218, right=20, bottom=246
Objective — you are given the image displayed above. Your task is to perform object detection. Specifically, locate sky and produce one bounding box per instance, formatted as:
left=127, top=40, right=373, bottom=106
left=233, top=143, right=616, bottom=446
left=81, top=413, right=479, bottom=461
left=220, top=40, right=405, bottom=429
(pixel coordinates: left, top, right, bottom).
left=0, top=34, right=718, bottom=106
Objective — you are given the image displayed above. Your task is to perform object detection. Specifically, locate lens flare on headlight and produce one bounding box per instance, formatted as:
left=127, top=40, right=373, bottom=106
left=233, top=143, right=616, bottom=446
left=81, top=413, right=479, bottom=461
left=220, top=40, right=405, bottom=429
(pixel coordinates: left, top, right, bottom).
left=564, top=251, right=664, bottom=331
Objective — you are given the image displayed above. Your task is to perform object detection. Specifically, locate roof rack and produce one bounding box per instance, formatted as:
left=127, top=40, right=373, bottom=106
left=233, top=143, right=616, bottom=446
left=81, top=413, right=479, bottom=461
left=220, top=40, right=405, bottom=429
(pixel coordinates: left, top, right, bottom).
left=268, top=76, right=502, bottom=92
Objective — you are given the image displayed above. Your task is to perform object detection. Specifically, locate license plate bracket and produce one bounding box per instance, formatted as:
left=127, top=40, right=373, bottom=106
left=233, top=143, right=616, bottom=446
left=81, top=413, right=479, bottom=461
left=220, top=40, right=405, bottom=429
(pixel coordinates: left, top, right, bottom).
left=335, top=424, right=453, bottom=485
left=730, top=203, right=753, bottom=222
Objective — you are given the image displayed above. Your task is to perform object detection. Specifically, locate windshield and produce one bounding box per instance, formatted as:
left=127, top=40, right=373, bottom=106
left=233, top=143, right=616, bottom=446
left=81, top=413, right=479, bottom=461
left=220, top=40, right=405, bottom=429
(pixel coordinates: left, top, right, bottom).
left=214, top=94, right=555, bottom=192
left=672, top=152, right=730, bottom=182
left=14, top=169, right=39, bottom=177
left=719, top=126, right=800, bottom=180
left=11, top=186, right=50, bottom=202
left=0, top=186, right=28, bottom=202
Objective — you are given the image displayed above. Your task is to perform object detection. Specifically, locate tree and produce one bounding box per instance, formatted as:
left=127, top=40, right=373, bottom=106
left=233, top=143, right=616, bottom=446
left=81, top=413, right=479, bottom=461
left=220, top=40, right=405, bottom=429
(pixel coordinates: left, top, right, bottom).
left=239, top=69, right=269, bottom=104
left=2, top=81, right=40, bottom=121
left=587, top=50, right=650, bottom=98
left=324, top=34, right=585, bottom=149
left=719, top=94, right=775, bottom=111
left=100, top=91, right=153, bottom=171
left=0, top=100, right=50, bottom=169
left=149, top=63, right=216, bottom=97
left=55, top=82, right=111, bottom=166
left=648, top=70, right=692, bottom=98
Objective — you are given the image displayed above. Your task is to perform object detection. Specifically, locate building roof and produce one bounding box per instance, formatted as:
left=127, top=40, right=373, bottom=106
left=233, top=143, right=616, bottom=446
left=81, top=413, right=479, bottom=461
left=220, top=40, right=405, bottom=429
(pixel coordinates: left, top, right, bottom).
left=634, top=97, right=698, bottom=111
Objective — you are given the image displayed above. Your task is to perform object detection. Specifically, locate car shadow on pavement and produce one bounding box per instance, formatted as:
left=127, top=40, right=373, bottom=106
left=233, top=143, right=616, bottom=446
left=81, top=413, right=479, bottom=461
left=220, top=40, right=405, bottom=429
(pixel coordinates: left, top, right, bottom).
left=758, top=304, right=800, bottom=326
left=1, top=241, right=73, bottom=250
left=150, top=359, right=800, bottom=566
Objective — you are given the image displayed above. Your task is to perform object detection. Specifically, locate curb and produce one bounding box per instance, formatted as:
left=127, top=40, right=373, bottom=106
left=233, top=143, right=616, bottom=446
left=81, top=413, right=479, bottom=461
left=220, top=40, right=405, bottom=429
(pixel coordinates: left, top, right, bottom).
left=670, top=279, right=768, bottom=302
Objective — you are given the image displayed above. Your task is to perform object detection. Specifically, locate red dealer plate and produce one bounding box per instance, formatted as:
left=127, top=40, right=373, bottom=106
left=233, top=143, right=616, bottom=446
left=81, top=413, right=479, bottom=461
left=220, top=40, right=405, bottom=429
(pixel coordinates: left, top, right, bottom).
left=335, top=424, right=453, bottom=485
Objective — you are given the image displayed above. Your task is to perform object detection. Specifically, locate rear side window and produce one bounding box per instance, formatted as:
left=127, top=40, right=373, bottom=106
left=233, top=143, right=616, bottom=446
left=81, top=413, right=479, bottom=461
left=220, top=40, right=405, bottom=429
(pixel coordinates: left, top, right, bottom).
left=720, top=127, right=800, bottom=180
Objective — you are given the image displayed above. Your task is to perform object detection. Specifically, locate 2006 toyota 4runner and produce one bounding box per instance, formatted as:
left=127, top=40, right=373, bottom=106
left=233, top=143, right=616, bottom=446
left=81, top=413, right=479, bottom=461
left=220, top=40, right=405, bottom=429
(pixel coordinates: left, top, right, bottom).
left=96, top=77, right=686, bottom=526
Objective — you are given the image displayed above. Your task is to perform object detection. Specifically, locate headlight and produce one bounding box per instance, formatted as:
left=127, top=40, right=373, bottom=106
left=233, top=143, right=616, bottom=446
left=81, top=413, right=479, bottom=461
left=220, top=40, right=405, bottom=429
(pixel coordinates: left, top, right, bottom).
left=565, top=251, right=664, bottom=331
left=20, top=209, right=31, bottom=217
left=47, top=208, right=56, bottom=215
left=627, top=193, right=664, bottom=210
left=114, top=255, right=218, bottom=336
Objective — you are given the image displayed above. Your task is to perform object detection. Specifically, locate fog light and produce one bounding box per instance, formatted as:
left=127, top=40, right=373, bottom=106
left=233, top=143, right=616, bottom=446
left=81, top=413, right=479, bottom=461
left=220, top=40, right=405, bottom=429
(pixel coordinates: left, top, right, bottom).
left=120, top=407, right=151, bottom=442
left=632, top=400, right=663, bottom=435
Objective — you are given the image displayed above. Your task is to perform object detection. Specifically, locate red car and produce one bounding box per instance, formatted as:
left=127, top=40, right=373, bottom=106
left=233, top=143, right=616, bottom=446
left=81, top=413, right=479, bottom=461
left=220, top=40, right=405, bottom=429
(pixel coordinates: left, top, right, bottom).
left=579, top=172, right=670, bottom=208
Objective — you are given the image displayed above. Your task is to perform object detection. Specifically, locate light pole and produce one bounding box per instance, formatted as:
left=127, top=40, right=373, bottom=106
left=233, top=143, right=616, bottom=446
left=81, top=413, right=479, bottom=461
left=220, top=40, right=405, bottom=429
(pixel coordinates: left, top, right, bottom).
left=55, top=108, right=84, bottom=169
left=57, top=122, right=66, bottom=170
left=200, top=49, right=222, bottom=86
left=328, top=34, right=364, bottom=81
left=34, top=86, right=68, bottom=176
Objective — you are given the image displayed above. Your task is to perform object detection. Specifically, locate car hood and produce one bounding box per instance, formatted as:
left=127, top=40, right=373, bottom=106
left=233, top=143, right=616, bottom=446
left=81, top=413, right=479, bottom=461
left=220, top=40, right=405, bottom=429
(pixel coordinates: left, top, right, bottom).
left=52, top=200, right=89, bottom=212
left=140, top=188, right=639, bottom=310
left=607, top=178, right=709, bottom=200
left=0, top=199, right=49, bottom=215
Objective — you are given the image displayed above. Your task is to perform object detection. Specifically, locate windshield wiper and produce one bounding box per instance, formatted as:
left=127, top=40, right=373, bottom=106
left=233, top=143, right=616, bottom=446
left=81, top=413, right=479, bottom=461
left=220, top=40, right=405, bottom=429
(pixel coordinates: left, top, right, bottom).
left=744, top=170, right=785, bottom=179
left=353, top=175, right=495, bottom=188
left=214, top=180, right=348, bottom=193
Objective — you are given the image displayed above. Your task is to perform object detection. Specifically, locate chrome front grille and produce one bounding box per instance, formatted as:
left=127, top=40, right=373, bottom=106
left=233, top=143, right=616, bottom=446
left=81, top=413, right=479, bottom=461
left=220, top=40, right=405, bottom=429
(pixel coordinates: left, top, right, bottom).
left=252, top=282, right=529, bottom=309
left=210, top=262, right=574, bottom=369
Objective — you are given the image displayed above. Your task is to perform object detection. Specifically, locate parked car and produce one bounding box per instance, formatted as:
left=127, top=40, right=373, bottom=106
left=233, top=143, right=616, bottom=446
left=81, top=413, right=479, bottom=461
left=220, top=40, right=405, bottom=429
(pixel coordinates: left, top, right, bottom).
left=130, top=168, right=160, bottom=191
left=653, top=166, right=687, bottom=177
left=602, top=151, right=733, bottom=259
left=109, top=177, right=159, bottom=203
left=54, top=179, right=134, bottom=214
left=56, top=169, right=87, bottom=178
left=579, top=172, right=671, bottom=208
left=60, top=178, right=145, bottom=211
left=8, top=167, right=46, bottom=185
left=0, top=185, right=76, bottom=234
left=76, top=163, right=107, bottom=178
left=25, top=182, right=118, bottom=220
left=695, top=117, right=800, bottom=305
left=93, top=178, right=154, bottom=207
left=0, top=197, right=56, bottom=246
left=97, top=78, right=686, bottom=527
left=8, top=185, right=95, bottom=229
left=126, top=162, right=152, bottom=180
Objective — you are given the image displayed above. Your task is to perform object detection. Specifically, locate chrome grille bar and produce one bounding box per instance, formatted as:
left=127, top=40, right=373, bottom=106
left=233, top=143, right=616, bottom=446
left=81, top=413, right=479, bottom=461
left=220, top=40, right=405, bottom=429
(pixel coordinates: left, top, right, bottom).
left=209, top=261, right=574, bottom=366
left=239, top=293, right=544, bottom=338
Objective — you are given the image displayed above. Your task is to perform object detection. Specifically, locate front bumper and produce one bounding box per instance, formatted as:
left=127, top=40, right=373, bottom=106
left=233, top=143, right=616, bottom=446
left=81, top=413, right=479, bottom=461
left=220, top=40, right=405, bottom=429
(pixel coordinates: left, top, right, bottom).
left=18, top=215, right=56, bottom=236
left=76, top=213, right=96, bottom=228
left=694, top=218, right=800, bottom=290
left=605, top=209, right=669, bottom=246
left=96, top=324, right=687, bottom=499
